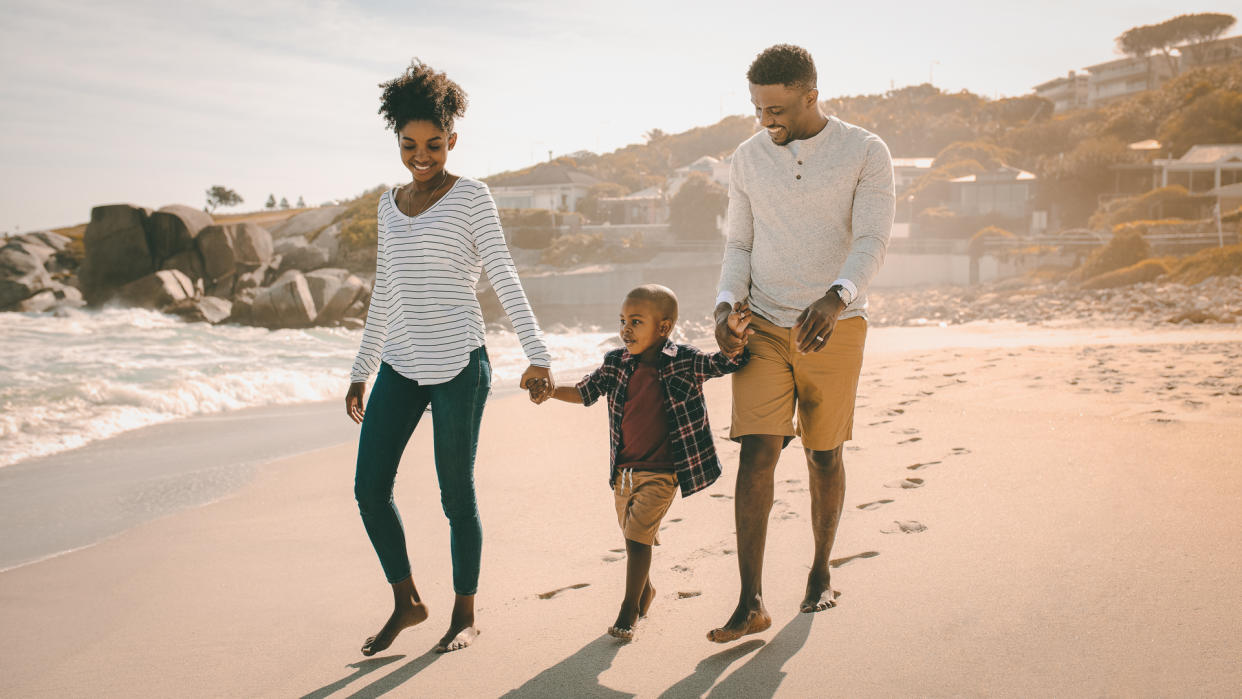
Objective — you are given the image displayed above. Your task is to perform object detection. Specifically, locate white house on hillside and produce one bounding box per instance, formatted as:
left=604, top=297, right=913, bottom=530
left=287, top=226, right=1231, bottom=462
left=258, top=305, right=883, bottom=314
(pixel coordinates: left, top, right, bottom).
left=488, top=162, right=601, bottom=212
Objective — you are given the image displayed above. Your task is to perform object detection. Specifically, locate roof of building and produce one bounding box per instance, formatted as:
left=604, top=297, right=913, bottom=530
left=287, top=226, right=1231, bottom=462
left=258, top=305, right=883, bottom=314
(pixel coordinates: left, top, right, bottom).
left=487, top=162, right=602, bottom=188
left=1083, top=53, right=1172, bottom=72
left=1175, top=144, right=1242, bottom=164
left=1128, top=139, right=1162, bottom=151
left=950, top=166, right=1037, bottom=183
left=891, top=157, right=935, bottom=169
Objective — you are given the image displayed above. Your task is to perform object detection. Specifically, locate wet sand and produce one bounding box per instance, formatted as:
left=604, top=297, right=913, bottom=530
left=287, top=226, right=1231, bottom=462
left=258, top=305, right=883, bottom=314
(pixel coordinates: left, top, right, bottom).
left=2, top=324, right=1240, bottom=697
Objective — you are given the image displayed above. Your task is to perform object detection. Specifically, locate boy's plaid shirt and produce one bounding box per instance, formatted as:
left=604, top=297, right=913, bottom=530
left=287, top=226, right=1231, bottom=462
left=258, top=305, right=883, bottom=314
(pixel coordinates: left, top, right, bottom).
left=576, top=339, right=749, bottom=497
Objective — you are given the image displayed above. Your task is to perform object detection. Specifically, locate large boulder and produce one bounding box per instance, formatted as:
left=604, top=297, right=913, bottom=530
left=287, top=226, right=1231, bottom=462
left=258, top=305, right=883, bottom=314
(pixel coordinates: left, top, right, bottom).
left=0, top=239, right=55, bottom=309
left=274, top=236, right=330, bottom=273
left=305, top=268, right=366, bottom=324
left=269, top=205, right=344, bottom=239
left=310, top=222, right=342, bottom=262
left=79, top=204, right=154, bottom=305
left=114, top=270, right=195, bottom=310
left=197, top=222, right=274, bottom=294
left=249, top=270, right=316, bottom=328
left=168, top=296, right=233, bottom=324
left=21, top=231, right=72, bottom=253
left=147, top=205, right=212, bottom=267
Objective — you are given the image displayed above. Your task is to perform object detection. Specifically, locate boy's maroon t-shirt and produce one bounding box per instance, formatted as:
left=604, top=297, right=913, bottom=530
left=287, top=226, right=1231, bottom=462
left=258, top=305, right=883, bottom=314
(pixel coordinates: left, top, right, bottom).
left=615, top=362, right=674, bottom=471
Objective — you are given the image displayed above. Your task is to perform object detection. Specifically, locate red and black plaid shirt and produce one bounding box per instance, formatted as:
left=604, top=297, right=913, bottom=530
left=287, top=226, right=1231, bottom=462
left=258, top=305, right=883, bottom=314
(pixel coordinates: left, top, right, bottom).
left=576, top=339, right=749, bottom=497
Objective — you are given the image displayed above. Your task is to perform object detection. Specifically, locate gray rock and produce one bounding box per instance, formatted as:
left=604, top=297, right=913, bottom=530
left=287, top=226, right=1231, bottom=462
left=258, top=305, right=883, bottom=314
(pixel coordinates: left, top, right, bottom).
left=274, top=236, right=330, bottom=272
left=169, top=296, right=233, bottom=324
left=310, top=222, right=341, bottom=261
left=16, top=289, right=57, bottom=313
left=249, top=270, right=316, bottom=328
left=21, top=231, right=72, bottom=252
left=161, top=248, right=206, bottom=284
left=306, top=268, right=365, bottom=323
left=197, top=222, right=275, bottom=286
left=340, top=317, right=365, bottom=330
left=79, top=204, right=155, bottom=305
left=269, top=205, right=344, bottom=239
left=148, top=205, right=213, bottom=267
left=0, top=240, right=54, bottom=309
left=114, top=270, right=196, bottom=310
left=52, top=285, right=85, bottom=309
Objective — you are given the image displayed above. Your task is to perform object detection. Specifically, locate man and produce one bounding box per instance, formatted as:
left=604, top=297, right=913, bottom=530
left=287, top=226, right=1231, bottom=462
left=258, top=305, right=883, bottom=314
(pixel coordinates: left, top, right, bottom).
left=709, top=44, right=894, bottom=642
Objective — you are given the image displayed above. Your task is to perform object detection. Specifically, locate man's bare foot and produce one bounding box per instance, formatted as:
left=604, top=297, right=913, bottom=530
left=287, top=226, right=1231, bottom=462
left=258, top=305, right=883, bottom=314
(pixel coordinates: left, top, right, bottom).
left=361, top=602, right=429, bottom=656
left=706, top=604, right=771, bottom=643
left=638, top=582, right=656, bottom=619
left=800, top=573, right=839, bottom=613
left=434, top=624, right=479, bottom=653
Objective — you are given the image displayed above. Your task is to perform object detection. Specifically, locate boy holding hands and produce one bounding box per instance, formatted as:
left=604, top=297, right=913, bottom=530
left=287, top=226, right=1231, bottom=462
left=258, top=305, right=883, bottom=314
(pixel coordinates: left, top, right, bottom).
left=531, top=284, right=751, bottom=639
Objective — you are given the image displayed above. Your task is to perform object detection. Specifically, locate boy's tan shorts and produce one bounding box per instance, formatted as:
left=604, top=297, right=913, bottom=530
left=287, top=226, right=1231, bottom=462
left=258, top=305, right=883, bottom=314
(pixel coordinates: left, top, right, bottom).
left=613, top=470, right=677, bottom=546
left=730, top=314, right=867, bottom=452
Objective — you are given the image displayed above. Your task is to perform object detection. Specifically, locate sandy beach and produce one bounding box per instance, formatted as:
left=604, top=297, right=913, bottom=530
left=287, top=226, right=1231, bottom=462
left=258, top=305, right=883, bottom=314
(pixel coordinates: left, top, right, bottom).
left=2, top=323, right=1241, bottom=697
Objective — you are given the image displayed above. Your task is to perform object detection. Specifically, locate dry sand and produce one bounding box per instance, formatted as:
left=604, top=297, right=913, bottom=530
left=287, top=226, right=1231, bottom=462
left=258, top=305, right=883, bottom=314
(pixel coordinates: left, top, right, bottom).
left=2, top=325, right=1241, bottom=697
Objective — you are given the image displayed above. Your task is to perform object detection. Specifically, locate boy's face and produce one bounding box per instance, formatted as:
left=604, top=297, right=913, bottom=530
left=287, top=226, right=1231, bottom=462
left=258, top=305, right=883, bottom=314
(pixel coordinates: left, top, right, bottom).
left=620, top=298, right=672, bottom=358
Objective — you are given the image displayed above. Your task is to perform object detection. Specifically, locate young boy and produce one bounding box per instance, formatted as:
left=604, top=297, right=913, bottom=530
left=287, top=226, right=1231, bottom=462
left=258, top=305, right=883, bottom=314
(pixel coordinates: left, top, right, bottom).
left=533, top=284, right=751, bottom=640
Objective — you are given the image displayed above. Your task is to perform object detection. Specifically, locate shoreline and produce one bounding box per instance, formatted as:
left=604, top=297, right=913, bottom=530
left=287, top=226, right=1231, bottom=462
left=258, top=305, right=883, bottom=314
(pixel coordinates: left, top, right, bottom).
left=2, top=321, right=1239, bottom=695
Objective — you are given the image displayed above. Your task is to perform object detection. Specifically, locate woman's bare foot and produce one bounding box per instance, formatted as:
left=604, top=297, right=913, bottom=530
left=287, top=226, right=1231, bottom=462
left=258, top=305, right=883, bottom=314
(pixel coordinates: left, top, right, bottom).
left=706, top=602, right=772, bottom=643
left=607, top=623, right=636, bottom=641
left=361, top=601, right=428, bottom=656
left=800, top=571, right=838, bottom=612
left=434, top=624, right=480, bottom=653
left=433, top=593, right=479, bottom=654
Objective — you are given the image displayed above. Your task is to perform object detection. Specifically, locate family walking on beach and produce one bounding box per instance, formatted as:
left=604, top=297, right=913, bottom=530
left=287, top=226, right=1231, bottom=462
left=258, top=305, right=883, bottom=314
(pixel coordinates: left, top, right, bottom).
left=343, top=44, right=894, bottom=656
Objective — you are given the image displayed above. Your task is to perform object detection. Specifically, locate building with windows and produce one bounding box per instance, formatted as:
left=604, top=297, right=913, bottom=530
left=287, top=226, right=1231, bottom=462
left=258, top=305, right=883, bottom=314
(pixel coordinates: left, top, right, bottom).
left=1154, top=144, right=1242, bottom=193
left=1084, top=54, right=1179, bottom=107
left=487, top=162, right=601, bottom=212
left=949, top=166, right=1038, bottom=221
left=1034, top=71, right=1090, bottom=112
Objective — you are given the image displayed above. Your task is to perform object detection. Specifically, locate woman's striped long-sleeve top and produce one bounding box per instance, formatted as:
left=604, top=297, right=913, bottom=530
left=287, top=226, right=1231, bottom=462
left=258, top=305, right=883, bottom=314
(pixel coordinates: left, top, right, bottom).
left=350, top=177, right=551, bottom=385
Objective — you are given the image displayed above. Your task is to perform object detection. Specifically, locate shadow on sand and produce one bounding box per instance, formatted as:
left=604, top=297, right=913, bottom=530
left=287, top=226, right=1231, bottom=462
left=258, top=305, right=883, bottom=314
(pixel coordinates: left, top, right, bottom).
left=701, top=613, right=814, bottom=698
left=501, top=634, right=633, bottom=698
left=657, top=639, right=765, bottom=698
left=297, top=655, right=405, bottom=699
left=299, top=649, right=442, bottom=699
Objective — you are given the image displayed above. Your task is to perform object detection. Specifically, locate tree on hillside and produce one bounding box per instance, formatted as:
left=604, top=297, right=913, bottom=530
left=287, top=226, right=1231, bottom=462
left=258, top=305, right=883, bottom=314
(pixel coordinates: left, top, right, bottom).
left=1117, top=13, right=1237, bottom=76
left=296, top=195, right=306, bottom=208
left=205, top=185, right=243, bottom=213
left=265, top=194, right=276, bottom=209
left=1157, top=87, right=1242, bottom=156
left=576, top=182, right=630, bottom=223
left=279, top=197, right=290, bottom=209
left=669, top=172, right=727, bottom=241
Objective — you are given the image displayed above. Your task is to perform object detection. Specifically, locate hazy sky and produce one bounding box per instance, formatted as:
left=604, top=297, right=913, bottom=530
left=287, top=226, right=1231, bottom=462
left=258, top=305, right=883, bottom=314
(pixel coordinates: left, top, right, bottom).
left=1, top=0, right=1235, bottom=232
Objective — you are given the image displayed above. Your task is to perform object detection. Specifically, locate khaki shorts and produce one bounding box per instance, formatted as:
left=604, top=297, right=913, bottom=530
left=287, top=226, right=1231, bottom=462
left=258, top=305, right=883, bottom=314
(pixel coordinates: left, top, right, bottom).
left=613, top=469, right=677, bottom=546
left=730, top=314, right=867, bottom=451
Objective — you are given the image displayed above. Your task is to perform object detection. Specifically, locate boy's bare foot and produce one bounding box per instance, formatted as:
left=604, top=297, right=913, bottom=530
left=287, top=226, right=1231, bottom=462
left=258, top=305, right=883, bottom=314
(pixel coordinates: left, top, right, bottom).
left=638, top=581, right=656, bottom=618
left=361, top=602, right=429, bottom=656
left=706, top=603, right=771, bottom=643
left=434, top=624, right=479, bottom=654
left=800, top=572, right=838, bottom=612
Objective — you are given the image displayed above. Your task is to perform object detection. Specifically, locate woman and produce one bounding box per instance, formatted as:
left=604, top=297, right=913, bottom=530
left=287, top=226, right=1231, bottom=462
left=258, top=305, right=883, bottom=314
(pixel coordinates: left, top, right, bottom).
left=345, top=59, right=554, bottom=656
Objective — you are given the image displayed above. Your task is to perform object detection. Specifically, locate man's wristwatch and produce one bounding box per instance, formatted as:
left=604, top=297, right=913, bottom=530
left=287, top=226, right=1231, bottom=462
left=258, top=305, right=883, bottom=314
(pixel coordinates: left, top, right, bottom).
left=827, top=284, right=848, bottom=306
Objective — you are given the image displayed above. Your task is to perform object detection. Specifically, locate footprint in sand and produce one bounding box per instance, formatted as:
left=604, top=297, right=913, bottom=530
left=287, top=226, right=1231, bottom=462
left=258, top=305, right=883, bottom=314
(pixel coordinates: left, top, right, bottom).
left=830, top=551, right=879, bottom=568
left=856, top=499, right=894, bottom=510
left=868, top=419, right=893, bottom=426
left=538, top=583, right=590, bottom=599
left=668, top=517, right=683, bottom=523
left=710, top=493, right=733, bottom=500
left=898, top=436, right=922, bottom=445
left=893, top=427, right=919, bottom=435
left=885, top=408, right=905, bottom=416
left=898, top=399, right=919, bottom=406
left=951, top=447, right=971, bottom=455
left=677, top=590, right=702, bottom=599
left=603, top=554, right=624, bottom=562
left=907, top=460, right=942, bottom=471
left=609, top=548, right=625, bottom=553
left=671, top=564, right=691, bottom=573
left=881, top=520, right=928, bottom=534
left=885, top=477, right=924, bottom=489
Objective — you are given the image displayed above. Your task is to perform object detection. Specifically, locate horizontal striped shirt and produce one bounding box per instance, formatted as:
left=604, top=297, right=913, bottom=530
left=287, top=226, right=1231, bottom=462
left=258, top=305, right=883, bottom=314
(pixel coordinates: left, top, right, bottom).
left=350, top=177, right=551, bottom=385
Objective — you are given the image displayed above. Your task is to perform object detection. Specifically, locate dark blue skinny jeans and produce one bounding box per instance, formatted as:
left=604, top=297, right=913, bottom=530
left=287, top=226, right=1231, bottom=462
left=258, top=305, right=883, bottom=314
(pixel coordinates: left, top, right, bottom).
left=354, top=348, right=490, bottom=595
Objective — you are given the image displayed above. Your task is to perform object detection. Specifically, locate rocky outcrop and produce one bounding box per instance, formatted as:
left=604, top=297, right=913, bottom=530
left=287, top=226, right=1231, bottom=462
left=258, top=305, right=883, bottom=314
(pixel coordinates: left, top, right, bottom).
left=114, top=270, right=196, bottom=310
left=0, top=237, right=55, bottom=308
left=198, top=222, right=274, bottom=297
left=147, top=205, right=212, bottom=268
left=274, top=236, right=330, bottom=273
left=305, top=268, right=367, bottom=324
left=168, top=296, right=233, bottom=324
left=78, top=204, right=155, bottom=304
left=249, top=270, right=316, bottom=328
left=268, top=205, right=344, bottom=239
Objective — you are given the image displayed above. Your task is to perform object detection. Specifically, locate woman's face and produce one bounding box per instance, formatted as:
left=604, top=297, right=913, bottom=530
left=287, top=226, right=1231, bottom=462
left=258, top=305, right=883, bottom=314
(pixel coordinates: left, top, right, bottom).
left=398, top=120, right=456, bottom=184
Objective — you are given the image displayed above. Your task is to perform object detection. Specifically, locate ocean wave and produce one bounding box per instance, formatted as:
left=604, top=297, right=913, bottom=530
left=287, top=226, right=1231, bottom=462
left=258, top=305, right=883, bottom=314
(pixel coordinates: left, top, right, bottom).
left=0, top=308, right=617, bottom=467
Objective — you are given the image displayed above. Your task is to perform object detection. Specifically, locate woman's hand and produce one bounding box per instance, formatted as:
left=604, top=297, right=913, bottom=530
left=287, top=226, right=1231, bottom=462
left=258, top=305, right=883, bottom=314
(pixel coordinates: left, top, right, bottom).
left=346, top=382, right=366, bottom=424
left=519, top=365, right=554, bottom=404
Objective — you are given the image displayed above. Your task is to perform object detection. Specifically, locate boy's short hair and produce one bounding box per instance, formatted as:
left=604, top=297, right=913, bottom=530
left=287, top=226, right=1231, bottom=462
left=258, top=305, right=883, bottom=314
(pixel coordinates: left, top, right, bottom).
left=625, top=284, right=678, bottom=324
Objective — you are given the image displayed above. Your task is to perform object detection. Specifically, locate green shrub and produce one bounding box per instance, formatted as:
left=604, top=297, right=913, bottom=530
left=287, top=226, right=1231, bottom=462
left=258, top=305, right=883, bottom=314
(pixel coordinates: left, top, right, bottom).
left=1080, top=258, right=1172, bottom=289
left=1165, top=244, right=1242, bottom=284
left=1075, top=228, right=1152, bottom=281
left=335, top=186, right=386, bottom=251
left=1089, top=186, right=1214, bottom=229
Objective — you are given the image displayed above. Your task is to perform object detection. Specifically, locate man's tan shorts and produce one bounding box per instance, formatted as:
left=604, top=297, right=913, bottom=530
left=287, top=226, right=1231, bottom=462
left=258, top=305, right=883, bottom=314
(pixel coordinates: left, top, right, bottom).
left=730, top=314, right=867, bottom=451
left=613, top=469, right=677, bottom=546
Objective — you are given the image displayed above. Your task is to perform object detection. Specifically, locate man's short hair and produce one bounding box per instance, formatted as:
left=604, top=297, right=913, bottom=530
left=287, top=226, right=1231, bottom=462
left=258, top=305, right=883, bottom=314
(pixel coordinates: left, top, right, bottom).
left=747, top=44, right=817, bottom=91
left=625, top=284, right=679, bottom=323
